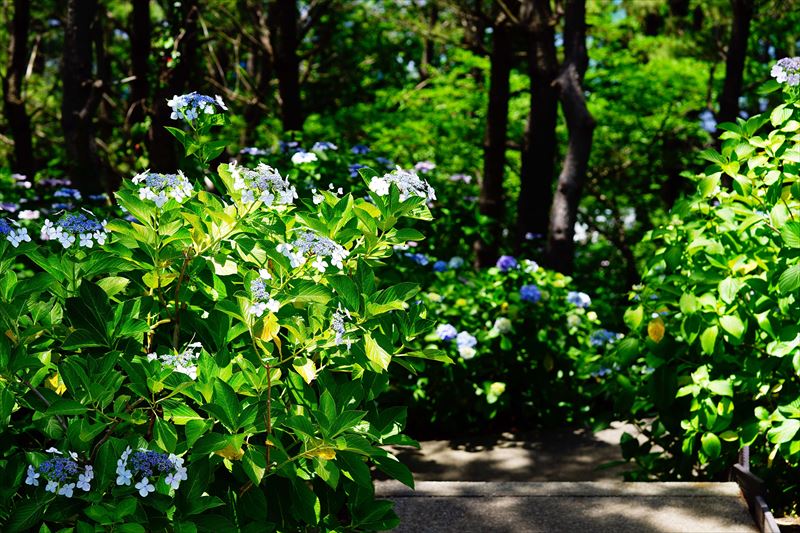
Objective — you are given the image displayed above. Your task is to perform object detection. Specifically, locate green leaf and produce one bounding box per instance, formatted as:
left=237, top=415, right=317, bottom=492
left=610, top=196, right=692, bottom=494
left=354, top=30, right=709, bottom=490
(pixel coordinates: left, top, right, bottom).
left=767, top=419, right=800, bottom=444
left=718, top=278, right=741, bottom=305
left=719, top=315, right=745, bottom=339
left=778, top=264, right=800, bottom=293
left=242, top=447, right=267, bottom=485
left=46, top=399, right=87, bottom=416
left=678, top=294, right=699, bottom=314
left=154, top=418, right=178, bottom=452
left=701, top=432, right=721, bottom=459
left=327, top=275, right=360, bottom=312
left=374, top=455, right=414, bottom=488
left=96, top=276, right=131, bottom=298
left=364, top=334, right=391, bottom=372
left=206, top=381, right=240, bottom=432
left=623, top=306, right=644, bottom=328
left=781, top=221, right=800, bottom=248
left=700, top=326, right=718, bottom=355
left=707, top=380, right=733, bottom=397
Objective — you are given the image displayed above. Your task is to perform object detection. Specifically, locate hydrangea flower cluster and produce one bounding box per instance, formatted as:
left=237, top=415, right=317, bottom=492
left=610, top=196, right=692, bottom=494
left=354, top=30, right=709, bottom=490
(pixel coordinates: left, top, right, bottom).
left=146, top=342, right=203, bottom=380
left=404, top=252, right=429, bottom=266
left=435, top=324, right=458, bottom=341
left=25, top=449, right=92, bottom=497
left=41, top=212, right=108, bottom=249
left=0, top=217, right=31, bottom=247
left=249, top=270, right=280, bottom=317
left=520, top=284, right=542, bottom=303
left=240, top=146, right=268, bottom=156
left=414, top=161, right=436, bottom=173
left=433, top=260, right=448, bottom=272
left=277, top=230, right=349, bottom=272
left=771, top=57, right=800, bottom=86
left=351, top=144, right=370, bottom=155
left=491, top=317, right=512, bottom=335
left=230, top=162, right=297, bottom=206
left=291, top=151, right=318, bottom=165
left=456, top=331, right=478, bottom=359
left=590, top=329, right=622, bottom=347
left=349, top=163, right=367, bottom=177
left=132, top=170, right=194, bottom=208
left=331, top=305, right=352, bottom=347
left=567, top=291, right=592, bottom=308
left=312, top=141, right=338, bottom=151
left=54, top=188, right=82, bottom=201
left=368, top=168, right=436, bottom=202
left=496, top=255, right=518, bottom=272
left=116, top=447, right=187, bottom=496
left=167, top=92, right=227, bottom=121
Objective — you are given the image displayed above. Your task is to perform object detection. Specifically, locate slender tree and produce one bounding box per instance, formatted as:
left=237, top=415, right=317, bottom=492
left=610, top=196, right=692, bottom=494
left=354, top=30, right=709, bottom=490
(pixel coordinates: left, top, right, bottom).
left=545, top=0, right=594, bottom=274
left=269, top=0, right=303, bottom=132
left=717, top=0, right=755, bottom=126
left=2, top=0, right=35, bottom=179
left=147, top=0, right=199, bottom=172
left=61, top=0, right=105, bottom=194
left=474, top=13, right=512, bottom=267
left=128, top=0, right=152, bottom=130
left=517, top=0, right=559, bottom=246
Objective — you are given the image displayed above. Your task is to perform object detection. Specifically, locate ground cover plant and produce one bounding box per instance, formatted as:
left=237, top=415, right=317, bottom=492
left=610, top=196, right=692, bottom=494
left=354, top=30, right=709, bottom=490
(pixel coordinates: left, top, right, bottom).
left=0, top=99, right=451, bottom=531
left=607, top=68, right=800, bottom=514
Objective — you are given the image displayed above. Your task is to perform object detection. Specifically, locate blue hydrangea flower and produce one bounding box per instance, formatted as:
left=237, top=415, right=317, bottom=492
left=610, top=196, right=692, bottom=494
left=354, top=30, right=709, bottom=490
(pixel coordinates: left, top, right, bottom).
left=54, top=188, right=82, bottom=201
left=240, top=146, right=268, bottom=156
left=349, top=163, right=367, bottom=177
left=414, top=161, right=436, bottom=173
left=279, top=140, right=300, bottom=153
left=27, top=449, right=92, bottom=497
left=436, top=324, right=458, bottom=341
left=116, top=447, right=187, bottom=495
left=496, top=255, right=518, bottom=272
left=351, top=144, right=370, bottom=155
left=230, top=162, right=297, bottom=206
left=248, top=271, right=280, bottom=317
left=0, top=217, right=30, bottom=248
left=404, top=252, right=429, bottom=266
left=590, top=329, right=620, bottom=347
left=41, top=212, right=108, bottom=249
left=447, top=256, right=464, bottom=269
left=132, top=170, right=194, bottom=208
left=312, top=141, right=338, bottom=151
left=520, top=284, right=541, bottom=303
left=167, top=92, right=227, bottom=121
left=433, top=260, right=448, bottom=272
left=771, top=57, right=800, bottom=86
left=375, top=156, right=394, bottom=168
left=456, top=331, right=478, bottom=359
left=369, top=169, right=436, bottom=201
left=567, top=291, right=592, bottom=308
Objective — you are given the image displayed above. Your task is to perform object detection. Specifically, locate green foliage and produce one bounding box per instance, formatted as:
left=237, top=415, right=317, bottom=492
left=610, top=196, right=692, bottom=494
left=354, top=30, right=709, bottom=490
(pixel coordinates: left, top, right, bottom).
left=607, top=87, right=800, bottom=512
left=0, top=107, right=443, bottom=531
left=384, top=258, right=615, bottom=437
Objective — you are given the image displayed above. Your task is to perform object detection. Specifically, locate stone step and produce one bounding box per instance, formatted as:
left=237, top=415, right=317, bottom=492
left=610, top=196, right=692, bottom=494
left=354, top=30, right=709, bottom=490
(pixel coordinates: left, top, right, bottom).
left=375, top=480, right=759, bottom=533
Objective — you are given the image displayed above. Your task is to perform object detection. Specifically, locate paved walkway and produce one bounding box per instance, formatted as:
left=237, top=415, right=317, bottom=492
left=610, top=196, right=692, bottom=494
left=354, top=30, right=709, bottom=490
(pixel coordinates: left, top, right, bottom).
left=375, top=480, right=757, bottom=533
left=377, top=423, right=760, bottom=532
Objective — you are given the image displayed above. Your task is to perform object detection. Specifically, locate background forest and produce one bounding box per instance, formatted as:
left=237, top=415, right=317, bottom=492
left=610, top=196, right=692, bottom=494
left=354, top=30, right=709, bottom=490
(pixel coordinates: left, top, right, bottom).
left=3, top=0, right=800, bottom=528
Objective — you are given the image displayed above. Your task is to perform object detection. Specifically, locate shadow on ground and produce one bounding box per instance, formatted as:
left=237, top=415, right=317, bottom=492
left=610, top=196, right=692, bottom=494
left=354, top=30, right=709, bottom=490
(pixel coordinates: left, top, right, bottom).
left=385, top=422, right=635, bottom=482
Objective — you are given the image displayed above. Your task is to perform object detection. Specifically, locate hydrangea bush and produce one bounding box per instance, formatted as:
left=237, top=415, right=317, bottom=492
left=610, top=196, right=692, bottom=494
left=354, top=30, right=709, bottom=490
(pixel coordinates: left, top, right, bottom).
left=384, top=255, right=615, bottom=436
left=0, top=96, right=448, bottom=531
left=607, top=63, right=800, bottom=512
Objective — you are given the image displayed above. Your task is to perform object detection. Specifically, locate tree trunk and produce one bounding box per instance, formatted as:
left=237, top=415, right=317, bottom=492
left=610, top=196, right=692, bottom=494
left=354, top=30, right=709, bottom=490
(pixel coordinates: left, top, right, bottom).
left=269, top=0, right=303, bottom=132
left=474, top=20, right=512, bottom=267
left=545, top=0, right=595, bottom=274
left=419, top=3, right=439, bottom=80
left=2, top=0, right=35, bottom=179
left=61, top=0, right=105, bottom=194
left=716, top=0, right=754, bottom=127
left=517, top=0, right=559, bottom=246
left=146, top=0, right=198, bottom=172
left=243, top=1, right=274, bottom=146
left=128, top=0, right=151, bottom=129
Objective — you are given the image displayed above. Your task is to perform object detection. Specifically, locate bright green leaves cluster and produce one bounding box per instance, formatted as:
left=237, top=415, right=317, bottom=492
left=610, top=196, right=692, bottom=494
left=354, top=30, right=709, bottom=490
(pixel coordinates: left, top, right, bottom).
left=609, top=89, right=800, bottom=484
left=0, top=111, right=440, bottom=531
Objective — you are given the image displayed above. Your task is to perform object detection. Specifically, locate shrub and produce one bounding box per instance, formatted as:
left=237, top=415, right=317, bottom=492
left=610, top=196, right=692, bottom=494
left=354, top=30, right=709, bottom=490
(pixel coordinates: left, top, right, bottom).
left=607, top=66, right=800, bottom=512
left=0, top=97, right=448, bottom=531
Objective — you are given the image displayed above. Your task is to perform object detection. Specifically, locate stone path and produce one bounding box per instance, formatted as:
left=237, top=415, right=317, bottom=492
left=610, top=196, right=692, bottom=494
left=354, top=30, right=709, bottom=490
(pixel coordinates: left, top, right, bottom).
left=377, top=423, right=760, bottom=532
left=375, top=480, right=757, bottom=533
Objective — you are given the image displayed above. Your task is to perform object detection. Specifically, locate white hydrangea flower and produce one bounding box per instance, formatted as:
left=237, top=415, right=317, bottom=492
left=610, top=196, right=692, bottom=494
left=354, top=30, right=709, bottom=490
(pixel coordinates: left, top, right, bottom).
left=230, top=161, right=296, bottom=207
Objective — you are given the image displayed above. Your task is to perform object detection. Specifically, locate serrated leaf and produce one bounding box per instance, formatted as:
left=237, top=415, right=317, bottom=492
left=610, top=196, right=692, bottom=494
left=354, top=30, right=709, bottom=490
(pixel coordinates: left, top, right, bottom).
left=700, top=326, right=718, bottom=355
left=623, top=306, right=644, bottom=329
left=779, top=264, right=800, bottom=293
left=719, top=315, right=745, bottom=339
left=365, top=334, right=391, bottom=371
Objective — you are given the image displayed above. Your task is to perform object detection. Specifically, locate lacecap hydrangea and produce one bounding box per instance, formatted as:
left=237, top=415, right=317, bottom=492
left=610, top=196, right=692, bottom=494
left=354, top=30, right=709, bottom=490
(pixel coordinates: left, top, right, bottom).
left=0, top=217, right=31, bottom=247
left=249, top=270, right=281, bottom=317
left=116, top=447, right=187, bottom=496
left=132, top=170, right=194, bottom=208
left=41, top=212, right=108, bottom=249
left=146, top=342, right=203, bottom=380
left=771, top=57, right=800, bottom=87
left=230, top=161, right=297, bottom=206
left=277, top=230, right=349, bottom=272
left=368, top=168, right=436, bottom=202
left=25, top=449, right=93, bottom=498
left=167, top=92, right=227, bottom=121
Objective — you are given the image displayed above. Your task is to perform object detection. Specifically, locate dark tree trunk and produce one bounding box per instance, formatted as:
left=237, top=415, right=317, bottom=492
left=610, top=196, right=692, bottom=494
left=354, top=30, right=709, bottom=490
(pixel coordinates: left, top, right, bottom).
left=128, top=0, right=151, bottom=129
left=2, top=0, right=35, bottom=179
left=61, top=0, right=105, bottom=194
left=517, top=0, right=559, bottom=246
left=269, top=0, right=303, bottom=132
left=146, top=0, right=198, bottom=172
left=419, top=3, right=439, bottom=80
left=242, top=1, right=274, bottom=146
left=716, top=0, right=754, bottom=127
left=474, top=20, right=512, bottom=267
left=545, top=0, right=595, bottom=274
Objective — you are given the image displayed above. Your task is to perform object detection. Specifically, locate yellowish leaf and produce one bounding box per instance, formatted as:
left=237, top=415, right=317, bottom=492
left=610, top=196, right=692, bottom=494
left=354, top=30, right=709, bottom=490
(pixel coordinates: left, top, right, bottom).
left=44, top=373, right=67, bottom=395
left=254, top=313, right=280, bottom=342
left=308, top=447, right=336, bottom=460
left=293, top=358, right=317, bottom=384
left=648, top=317, right=665, bottom=343
left=544, top=354, right=554, bottom=372
left=214, top=444, right=244, bottom=461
